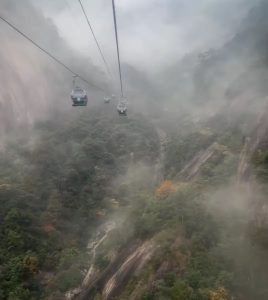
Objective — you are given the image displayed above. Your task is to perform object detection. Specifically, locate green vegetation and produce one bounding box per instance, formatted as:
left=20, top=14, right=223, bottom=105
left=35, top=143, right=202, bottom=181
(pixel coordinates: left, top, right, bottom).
left=116, top=122, right=268, bottom=300
left=253, top=149, right=268, bottom=183
left=1, top=106, right=268, bottom=300
left=0, top=109, right=159, bottom=299
left=164, top=130, right=216, bottom=178
left=123, top=181, right=233, bottom=300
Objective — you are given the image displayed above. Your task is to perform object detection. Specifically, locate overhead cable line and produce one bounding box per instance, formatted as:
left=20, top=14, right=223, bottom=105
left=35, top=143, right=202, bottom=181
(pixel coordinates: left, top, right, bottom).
left=0, top=14, right=105, bottom=92
left=77, top=0, right=113, bottom=81
left=111, top=0, right=124, bottom=98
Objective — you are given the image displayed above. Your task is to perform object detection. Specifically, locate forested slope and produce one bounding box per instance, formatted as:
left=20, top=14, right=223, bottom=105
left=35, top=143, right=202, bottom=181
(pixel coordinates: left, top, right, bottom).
left=0, top=108, right=159, bottom=299
left=2, top=1, right=268, bottom=300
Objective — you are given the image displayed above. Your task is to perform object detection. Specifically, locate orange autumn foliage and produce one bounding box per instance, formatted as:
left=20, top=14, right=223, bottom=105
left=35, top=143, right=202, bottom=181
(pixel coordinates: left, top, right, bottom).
left=42, top=224, right=56, bottom=234
left=156, top=180, right=174, bottom=199
left=23, top=255, right=39, bottom=275
left=210, top=287, right=229, bottom=300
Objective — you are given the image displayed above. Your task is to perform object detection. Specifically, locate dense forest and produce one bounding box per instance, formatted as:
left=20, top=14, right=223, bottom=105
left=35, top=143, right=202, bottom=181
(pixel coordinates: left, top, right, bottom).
left=2, top=107, right=268, bottom=300
left=0, top=109, right=159, bottom=299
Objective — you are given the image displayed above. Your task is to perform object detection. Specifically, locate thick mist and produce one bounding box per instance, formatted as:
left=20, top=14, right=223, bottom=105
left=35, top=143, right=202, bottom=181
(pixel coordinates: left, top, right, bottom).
left=0, top=0, right=265, bottom=137
left=0, top=0, right=107, bottom=140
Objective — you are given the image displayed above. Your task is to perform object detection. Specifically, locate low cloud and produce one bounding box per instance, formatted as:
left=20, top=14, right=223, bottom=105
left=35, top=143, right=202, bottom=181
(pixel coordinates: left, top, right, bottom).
left=33, top=0, right=257, bottom=74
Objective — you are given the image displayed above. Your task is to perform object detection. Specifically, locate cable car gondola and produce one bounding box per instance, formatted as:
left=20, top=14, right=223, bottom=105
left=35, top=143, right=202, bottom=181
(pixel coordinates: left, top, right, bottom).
left=71, top=76, right=88, bottom=107
left=104, top=96, right=111, bottom=104
left=117, top=99, right=127, bottom=116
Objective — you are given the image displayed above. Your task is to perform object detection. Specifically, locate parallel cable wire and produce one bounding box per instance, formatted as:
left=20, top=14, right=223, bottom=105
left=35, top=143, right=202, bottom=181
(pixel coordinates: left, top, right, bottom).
left=111, top=0, right=124, bottom=98
left=0, top=14, right=105, bottom=92
left=65, top=0, right=112, bottom=92
left=77, top=0, right=113, bottom=81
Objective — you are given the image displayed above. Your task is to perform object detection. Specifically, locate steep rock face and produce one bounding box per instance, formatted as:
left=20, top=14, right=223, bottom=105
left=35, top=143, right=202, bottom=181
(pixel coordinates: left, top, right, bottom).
left=236, top=106, right=268, bottom=235
left=102, top=240, right=155, bottom=300
left=0, top=38, right=53, bottom=127
left=0, top=0, right=63, bottom=130
left=237, top=106, right=268, bottom=182
left=179, top=142, right=219, bottom=181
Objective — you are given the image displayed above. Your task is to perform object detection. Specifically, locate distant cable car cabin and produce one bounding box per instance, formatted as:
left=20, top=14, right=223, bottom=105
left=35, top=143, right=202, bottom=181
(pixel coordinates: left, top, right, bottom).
left=104, top=96, right=111, bottom=104
left=71, top=76, right=88, bottom=107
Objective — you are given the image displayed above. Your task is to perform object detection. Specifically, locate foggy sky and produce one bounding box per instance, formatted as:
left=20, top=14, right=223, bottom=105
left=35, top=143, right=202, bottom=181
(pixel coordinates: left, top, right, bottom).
left=33, top=0, right=256, bottom=75
left=0, top=0, right=263, bottom=131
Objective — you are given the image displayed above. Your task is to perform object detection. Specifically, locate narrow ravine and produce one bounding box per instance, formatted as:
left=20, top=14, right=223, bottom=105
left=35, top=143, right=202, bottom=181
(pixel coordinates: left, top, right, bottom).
left=179, top=142, right=219, bottom=180
left=102, top=240, right=155, bottom=300
left=65, top=222, right=116, bottom=300
left=68, top=126, right=167, bottom=300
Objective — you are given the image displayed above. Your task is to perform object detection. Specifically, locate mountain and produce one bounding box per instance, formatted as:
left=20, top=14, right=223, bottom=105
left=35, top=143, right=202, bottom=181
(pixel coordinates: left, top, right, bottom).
left=155, top=0, right=268, bottom=122
left=2, top=0, right=268, bottom=300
